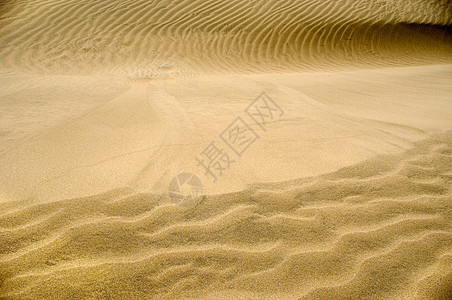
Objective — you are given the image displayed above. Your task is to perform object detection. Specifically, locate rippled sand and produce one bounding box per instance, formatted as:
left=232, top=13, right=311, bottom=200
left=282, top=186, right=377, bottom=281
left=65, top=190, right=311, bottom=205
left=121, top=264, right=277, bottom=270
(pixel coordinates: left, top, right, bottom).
left=0, top=0, right=451, bottom=299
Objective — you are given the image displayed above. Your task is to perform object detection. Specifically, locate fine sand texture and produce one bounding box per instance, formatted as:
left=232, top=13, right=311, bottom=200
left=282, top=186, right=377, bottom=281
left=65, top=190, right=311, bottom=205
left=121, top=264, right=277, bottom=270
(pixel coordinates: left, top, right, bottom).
left=1, top=0, right=452, bottom=299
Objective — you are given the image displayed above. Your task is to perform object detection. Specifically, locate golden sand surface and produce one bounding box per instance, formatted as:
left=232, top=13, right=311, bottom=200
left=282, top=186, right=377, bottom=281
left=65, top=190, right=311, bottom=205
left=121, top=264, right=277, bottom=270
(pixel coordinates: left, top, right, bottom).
left=0, top=0, right=451, bottom=299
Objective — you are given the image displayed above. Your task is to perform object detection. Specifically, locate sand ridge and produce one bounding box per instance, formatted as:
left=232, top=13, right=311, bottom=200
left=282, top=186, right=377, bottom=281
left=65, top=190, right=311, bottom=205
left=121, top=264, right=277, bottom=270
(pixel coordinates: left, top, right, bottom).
left=0, top=0, right=451, bottom=299
left=1, top=65, right=451, bottom=202
left=0, top=133, right=451, bottom=299
left=0, top=0, right=450, bottom=77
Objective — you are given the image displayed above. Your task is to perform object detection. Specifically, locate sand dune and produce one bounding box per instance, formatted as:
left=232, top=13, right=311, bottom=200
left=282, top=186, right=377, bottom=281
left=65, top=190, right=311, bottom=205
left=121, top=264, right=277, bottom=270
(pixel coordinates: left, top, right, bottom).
left=0, top=0, right=450, bottom=77
left=0, top=133, right=451, bottom=299
left=0, top=0, right=451, bottom=299
left=1, top=65, right=451, bottom=202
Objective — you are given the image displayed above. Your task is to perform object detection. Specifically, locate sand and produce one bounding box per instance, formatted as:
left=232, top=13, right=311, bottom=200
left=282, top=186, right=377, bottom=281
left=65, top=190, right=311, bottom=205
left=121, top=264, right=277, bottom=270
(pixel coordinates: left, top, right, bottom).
left=0, top=0, right=451, bottom=299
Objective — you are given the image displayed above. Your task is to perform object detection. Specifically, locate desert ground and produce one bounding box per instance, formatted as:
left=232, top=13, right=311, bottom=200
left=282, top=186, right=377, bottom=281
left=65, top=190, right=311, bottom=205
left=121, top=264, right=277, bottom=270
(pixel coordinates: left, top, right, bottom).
left=0, top=0, right=451, bottom=299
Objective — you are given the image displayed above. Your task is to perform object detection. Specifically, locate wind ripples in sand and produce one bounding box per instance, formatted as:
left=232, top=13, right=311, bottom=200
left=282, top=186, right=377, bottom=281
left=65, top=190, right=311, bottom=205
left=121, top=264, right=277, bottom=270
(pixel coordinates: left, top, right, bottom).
left=0, top=0, right=451, bottom=78
left=0, top=133, right=451, bottom=299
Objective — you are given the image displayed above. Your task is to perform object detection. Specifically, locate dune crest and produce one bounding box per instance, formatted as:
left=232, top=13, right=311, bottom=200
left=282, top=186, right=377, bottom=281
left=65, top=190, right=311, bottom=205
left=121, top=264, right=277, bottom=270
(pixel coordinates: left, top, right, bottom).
left=0, top=0, right=451, bottom=299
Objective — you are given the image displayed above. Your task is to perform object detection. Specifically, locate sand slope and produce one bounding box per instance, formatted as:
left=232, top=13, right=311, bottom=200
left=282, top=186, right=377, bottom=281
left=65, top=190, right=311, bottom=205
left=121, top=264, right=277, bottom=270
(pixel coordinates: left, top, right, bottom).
left=0, top=132, right=451, bottom=299
left=0, top=0, right=450, bottom=77
left=0, top=0, right=452, bottom=299
left=0, top=65, right=451, bottom=299
left=1, top=65, right=451, bottom=202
